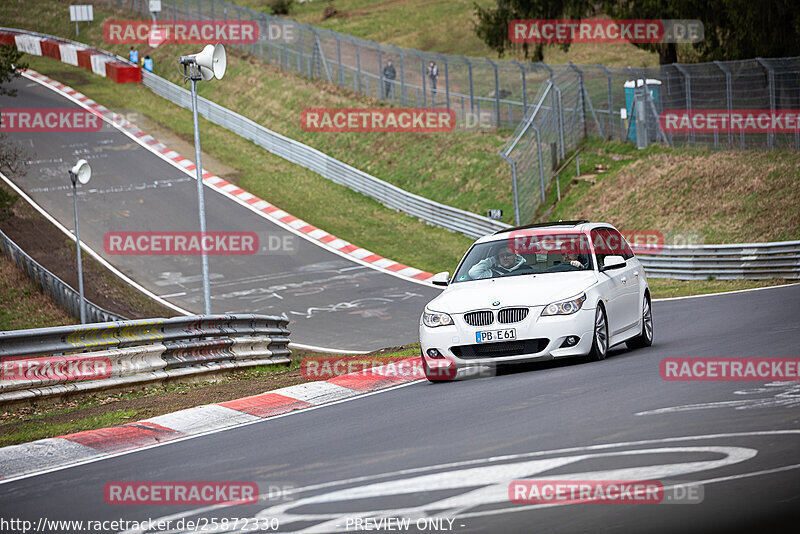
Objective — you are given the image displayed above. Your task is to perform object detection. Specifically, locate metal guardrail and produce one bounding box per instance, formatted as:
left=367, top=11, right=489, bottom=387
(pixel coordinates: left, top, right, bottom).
left=0, top=229, right=124, bottom=324
left=636, top=241, right=800, bottom=280
left=3, top=28, right=796, bottom=280
left=1, top=26, right=506, bottom=238
left=0, top=314, right=291, bottom=402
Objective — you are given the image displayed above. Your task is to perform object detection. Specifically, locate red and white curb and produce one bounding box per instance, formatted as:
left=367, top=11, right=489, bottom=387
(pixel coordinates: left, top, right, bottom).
left=0, top=357, right=423, bottom=482
left=22, top=69, right=435, bottom=284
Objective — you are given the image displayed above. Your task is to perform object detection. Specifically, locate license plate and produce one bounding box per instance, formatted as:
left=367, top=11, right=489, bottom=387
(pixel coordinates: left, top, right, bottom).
left=475, top=328, right=516, bottom=343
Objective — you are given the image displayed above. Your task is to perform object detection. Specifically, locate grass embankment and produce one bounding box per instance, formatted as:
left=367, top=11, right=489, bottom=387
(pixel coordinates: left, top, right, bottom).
left=241, top=0, right=659, bottom=65
left=0, top=254, right=73, bottom=331
left=0, top=0, right=795, bottom=322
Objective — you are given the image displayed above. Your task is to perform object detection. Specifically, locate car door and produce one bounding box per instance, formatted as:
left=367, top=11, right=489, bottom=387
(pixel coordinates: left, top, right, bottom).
left=591, top=227, right=638, bottom=336
left=610, top=228, right=641, bottom=334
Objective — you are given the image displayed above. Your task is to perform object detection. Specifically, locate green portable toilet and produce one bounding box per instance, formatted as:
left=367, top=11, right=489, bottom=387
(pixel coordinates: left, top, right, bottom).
left=624, top=79, right=662, bottom=142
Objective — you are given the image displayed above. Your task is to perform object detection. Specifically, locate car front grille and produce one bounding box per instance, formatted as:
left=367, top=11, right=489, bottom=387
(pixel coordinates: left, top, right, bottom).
left=451, top=339, right=549, bottom=359
left=464, top=310, right=494, bottom=327
left=498, top=307, right=529, bottom=324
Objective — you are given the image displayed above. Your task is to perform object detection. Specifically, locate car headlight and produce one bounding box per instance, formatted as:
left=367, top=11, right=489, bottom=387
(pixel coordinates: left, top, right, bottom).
left=541, top=293, right=587, bottom=316
left=423, top=310, right=454, bottom=327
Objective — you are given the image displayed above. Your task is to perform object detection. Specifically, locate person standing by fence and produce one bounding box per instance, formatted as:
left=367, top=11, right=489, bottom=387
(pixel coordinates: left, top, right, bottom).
left=383, top=59, right=396, bottom=99
left=427, top=61, right=438, bottom=93
left=129, top=46, right=138, bottom=64
left=143, top=55, right=154, bottom=73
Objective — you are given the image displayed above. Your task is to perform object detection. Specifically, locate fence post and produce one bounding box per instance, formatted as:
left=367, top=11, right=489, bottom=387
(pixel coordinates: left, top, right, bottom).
left=389, top=44, right=405, bottom=105
left=533, top=125, right=546, bottom=203
left=281, top=18, right=289, bottom=69
left=756, top=58, right=776, bottom=150
left=354, top=37, right=362, bottom=94
left=415, top=50, right=426, bottom=106
left=462, top=56, right=474, bottom=114
left=499, top=154, right=520, bottom=226
left=210, top=0, right=213, bottom=21
left=436, top=53, right=450, bottom=111
left=673, top=63, right=694, bottom=146
left=172, top=0, right=176, bottom=20
left=336, top=34, right=343, bottom=86
left=486, top=58, right=500, bottom=127
left=512, top=60, right=527, bottom=118
left=713, top=61, right=734, bottom=148
left=568, top=62, right=589, bottom=139
left=596, top=64, right=613, bottom=140
left=297, top=24, right=304, bottom=73
left=264, top=15, right=272, bottom=64
left=375, top=41, right=384, bottom=100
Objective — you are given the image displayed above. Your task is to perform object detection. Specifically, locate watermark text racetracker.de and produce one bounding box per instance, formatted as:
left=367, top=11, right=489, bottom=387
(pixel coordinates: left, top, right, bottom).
left=103, top=231, right=298, bottom=256
left=660, top=110, right=800, bottom=133
left=509, top=19, right=703, bottom=44
left=0, top=517, right=279, bottom=533
left=104, top=20, right=259, bottom=44
left=661, top=357, right=800, bottom=381
left=1, top=109, right=102, bottom=132
left=301, top=108, right=455, bottom=133
left=509, top=479, right=704, bottom=505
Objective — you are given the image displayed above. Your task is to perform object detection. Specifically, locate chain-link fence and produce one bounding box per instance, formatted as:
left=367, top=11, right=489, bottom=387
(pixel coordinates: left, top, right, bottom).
left=115, top=1, right=800, bottom=142
left=112, top=0, right=799, bottom=226
left=500, top=59, right=800, bottom=224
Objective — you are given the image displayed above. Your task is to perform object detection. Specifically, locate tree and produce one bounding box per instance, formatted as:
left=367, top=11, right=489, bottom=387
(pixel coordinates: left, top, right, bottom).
left=0, top=44, right=27, bottom=97
left=473, top=0, right=800, bottom=64
left=474, top=0, right=595, bottom=61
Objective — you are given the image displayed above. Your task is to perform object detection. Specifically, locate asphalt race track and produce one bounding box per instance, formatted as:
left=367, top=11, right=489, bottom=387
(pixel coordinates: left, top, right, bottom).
left=1, top=285, right=799, bottom=533
left=0, top=76, right=440, bottom=352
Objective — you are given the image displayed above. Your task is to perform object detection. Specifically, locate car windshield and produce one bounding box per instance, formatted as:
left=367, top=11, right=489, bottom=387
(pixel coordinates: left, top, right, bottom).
left=451, top=235, right=594, bottom=283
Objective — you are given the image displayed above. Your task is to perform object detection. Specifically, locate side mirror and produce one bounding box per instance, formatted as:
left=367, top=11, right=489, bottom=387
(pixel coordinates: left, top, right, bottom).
left=431, top=271, right=450, bottom=286
left=600, top=255, right=626, bottom=272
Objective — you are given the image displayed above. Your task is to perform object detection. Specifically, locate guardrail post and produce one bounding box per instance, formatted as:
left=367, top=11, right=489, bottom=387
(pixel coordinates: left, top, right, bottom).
left=673, top=63, right=694, bottom=146
left=486, top=58, right=500, bottom=127
left=756, top=58, right=776, bottom=150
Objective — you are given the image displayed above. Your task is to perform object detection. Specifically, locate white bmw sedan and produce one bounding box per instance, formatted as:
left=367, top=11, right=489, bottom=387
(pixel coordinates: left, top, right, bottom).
left=419, top=221, right=653, bottom=381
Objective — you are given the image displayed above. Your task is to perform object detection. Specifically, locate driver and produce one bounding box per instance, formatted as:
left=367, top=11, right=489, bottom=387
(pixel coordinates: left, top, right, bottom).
left=468, top=244, right=526, bottom=279
left=562, top=251, right=587, bottom=269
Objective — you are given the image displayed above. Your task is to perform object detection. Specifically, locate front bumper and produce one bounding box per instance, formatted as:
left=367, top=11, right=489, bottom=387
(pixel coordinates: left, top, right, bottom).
left=419, top=305, right=596, bottom=371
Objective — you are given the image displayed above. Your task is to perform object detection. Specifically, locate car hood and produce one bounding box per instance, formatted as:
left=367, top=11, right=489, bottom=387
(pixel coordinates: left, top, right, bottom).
left=427, top=272, right=598, bottom=314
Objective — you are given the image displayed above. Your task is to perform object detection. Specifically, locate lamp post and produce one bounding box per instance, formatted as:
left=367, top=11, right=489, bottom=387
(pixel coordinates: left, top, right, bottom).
left=178, top=43, right=226, bottom=315
left=69, top=159, right=91, bottom=324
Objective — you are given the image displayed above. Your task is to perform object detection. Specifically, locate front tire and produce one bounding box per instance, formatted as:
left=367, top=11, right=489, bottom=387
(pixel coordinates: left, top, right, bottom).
left=587, top=305, right=609, bottom=361
left=626, top=295, right=654, bottom=349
